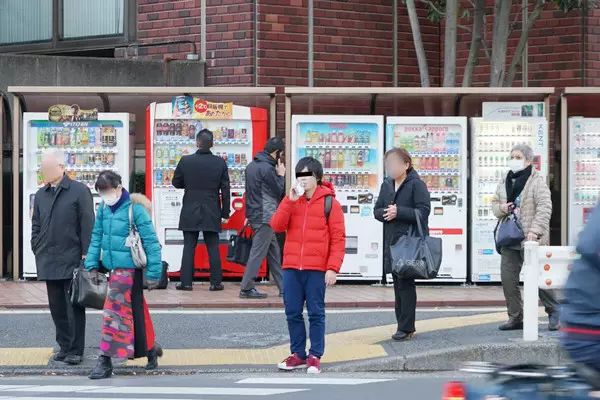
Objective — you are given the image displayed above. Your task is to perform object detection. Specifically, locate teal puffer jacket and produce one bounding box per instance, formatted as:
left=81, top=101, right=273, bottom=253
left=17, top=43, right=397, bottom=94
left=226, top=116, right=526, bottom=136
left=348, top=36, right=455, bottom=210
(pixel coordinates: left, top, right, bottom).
left=84, top=193, right=162, bottom=281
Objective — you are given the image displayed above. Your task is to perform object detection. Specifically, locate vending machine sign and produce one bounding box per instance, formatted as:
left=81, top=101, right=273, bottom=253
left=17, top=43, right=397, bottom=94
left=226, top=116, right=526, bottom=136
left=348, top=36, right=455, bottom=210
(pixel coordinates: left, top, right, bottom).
left=171, top=96, right=233, bottom=120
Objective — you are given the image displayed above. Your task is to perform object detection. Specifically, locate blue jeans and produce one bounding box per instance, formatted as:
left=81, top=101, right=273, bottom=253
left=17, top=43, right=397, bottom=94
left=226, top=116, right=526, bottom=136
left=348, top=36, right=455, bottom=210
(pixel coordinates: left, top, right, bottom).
left=562, top=335, right=600, bottom=371
left=283, top=269, right=326, bottom=359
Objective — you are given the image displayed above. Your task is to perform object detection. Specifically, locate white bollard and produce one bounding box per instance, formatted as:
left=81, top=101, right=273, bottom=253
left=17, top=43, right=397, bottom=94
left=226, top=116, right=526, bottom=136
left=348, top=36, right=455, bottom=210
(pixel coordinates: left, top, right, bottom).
left=523, top=241, right=540, bottom=341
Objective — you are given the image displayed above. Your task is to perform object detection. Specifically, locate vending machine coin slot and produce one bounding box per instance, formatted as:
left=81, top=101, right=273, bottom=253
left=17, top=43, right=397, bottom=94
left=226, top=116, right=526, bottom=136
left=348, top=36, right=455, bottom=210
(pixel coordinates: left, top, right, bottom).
left=345, top=236, right=358, bottom=255
left=358, top=193, right=374, bottom=204
left=434, top=207, right=444, bottom=216
left=442, top=195, right=458, bottom=206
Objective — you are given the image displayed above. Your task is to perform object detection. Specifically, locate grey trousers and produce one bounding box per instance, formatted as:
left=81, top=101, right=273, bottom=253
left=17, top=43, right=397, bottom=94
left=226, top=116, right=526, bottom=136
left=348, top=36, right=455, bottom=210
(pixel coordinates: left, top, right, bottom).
left=240, top=224, right=283, bottom=292
left=500, top=247, right=558, bottom=321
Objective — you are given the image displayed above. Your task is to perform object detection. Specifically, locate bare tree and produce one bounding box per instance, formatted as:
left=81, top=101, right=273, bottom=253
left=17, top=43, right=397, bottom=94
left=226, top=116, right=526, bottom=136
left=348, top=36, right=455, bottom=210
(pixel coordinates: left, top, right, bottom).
left=489, top=0, right=512, bottom=87
left=443, top=0, right=458, bottom=86
left=406, top=0, right=431, bottom=87
left=462, top=0, right=485, bottom=87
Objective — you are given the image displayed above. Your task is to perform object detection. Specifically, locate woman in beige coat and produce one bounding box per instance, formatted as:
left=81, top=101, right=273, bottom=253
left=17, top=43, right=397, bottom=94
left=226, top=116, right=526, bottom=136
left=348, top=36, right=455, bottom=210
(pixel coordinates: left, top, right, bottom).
left=492, top=144, right=558, bottom=332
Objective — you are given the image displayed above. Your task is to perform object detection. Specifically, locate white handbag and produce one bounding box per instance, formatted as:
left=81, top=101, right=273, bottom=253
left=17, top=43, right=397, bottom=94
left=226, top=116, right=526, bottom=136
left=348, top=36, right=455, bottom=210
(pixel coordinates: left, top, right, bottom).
left=127, top=205, right=147, bottom=269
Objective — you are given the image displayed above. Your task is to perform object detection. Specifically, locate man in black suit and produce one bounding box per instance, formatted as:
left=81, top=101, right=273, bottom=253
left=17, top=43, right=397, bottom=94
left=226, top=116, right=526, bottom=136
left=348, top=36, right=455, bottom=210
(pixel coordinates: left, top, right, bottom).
left=173, top=129, right=230, bottom=291
left=31, top=149, right=95, bottom=365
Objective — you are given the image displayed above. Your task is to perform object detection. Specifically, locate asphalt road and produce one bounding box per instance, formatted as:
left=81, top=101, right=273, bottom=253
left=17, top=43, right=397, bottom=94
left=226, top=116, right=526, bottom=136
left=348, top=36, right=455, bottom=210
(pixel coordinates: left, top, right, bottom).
left=0, top=372, right=483, bottom=400
left=0, top=308, right=492, bottom=349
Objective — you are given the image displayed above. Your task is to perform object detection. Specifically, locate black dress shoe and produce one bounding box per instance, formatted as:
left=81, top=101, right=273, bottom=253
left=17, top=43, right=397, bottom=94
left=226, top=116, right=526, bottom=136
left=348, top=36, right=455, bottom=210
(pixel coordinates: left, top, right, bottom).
left=146, top=343, right=163, bottom=371
left=52, top=351, right=68, bottom=362
left=499, top=320, right=524, bottom=331
left=209, top=284, right=225, bottom=291
left=239, top=288, right=268, bottom=299
left=392, top=330, right=415, bottom=341
left=64, top=354, right=83, bottom=365
left=89, top=355, right=112, bottom=380
left=176, top=284, right=193, bottom=291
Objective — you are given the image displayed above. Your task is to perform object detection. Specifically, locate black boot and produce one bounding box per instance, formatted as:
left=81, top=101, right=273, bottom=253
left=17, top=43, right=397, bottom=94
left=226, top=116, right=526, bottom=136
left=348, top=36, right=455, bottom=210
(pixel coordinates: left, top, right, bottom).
left=89, top=355, right=112, bottom=380
left=392, top=330, right=415, bottom=341
left=145, top=343, right=163, bottom=371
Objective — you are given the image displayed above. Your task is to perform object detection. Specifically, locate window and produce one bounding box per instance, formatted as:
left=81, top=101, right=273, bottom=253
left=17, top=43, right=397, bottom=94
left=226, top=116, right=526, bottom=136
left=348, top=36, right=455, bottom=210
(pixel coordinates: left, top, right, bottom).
left=62, top=0, right=125, bottom=40
left=0, top=1, right=53, bottom=45
left=0, top=0, right=135, bottom=53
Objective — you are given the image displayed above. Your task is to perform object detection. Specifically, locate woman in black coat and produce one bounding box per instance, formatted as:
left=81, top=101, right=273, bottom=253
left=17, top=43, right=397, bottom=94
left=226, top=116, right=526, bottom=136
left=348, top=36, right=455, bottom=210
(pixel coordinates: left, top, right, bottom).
left=374, top=148, right=431, bottom=341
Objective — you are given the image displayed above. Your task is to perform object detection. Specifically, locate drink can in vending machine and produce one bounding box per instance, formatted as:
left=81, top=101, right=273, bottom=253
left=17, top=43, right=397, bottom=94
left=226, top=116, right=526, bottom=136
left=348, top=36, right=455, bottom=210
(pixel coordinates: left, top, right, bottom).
left=227, top=153, right=234, bottom=167
left=155, top=170, right=163, bottom=186
left=241, top=128, right=247, bottom=141
left=228, top=129, right=235, bottom=140
left=235, top=153, right=241, bottom=166
left=241, top=153, right=247, bottom=166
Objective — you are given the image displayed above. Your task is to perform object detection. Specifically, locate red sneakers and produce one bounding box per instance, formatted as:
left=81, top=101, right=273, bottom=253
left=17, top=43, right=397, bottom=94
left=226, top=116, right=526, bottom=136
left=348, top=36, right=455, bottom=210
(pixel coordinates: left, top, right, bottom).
left=277, top=353, right=307, bottom=371
left=307, top=354, right=321, bottom=374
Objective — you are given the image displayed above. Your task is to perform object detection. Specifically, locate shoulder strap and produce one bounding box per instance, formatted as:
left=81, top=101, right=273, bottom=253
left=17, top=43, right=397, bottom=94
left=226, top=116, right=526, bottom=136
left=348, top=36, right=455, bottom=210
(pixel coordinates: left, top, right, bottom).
left=128, top=204, right=137, bottom=232
left=324, top=195, right=333, bottom=221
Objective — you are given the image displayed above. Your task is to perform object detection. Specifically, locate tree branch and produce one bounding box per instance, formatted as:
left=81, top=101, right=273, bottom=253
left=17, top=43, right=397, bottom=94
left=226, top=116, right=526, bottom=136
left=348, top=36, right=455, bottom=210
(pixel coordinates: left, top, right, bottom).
left=458, top=24, right=472, bottom=33
left=463, top=0, right=485, bottom=87
left=419, top=0, right=445, bottom=16
left=407, top=0, right=431, bottom=87
left=505, top=0, right=546, bottom=86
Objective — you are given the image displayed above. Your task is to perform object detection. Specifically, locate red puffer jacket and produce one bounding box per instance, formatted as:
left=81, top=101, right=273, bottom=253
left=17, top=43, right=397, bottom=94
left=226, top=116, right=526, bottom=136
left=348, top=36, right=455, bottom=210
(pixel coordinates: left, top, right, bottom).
left=270, top=181, right=346, bottom=273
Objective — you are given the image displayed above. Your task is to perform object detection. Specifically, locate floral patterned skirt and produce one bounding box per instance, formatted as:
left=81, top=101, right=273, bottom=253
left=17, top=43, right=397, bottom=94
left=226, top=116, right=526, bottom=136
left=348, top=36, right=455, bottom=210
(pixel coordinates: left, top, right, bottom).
left=99, top=268, right=155, bottom=360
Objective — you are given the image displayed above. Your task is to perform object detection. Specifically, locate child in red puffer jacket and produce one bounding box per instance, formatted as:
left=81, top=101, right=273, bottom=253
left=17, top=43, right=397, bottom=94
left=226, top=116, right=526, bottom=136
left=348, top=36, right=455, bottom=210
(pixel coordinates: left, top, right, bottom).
left=270, top=157, right=346, bottom=374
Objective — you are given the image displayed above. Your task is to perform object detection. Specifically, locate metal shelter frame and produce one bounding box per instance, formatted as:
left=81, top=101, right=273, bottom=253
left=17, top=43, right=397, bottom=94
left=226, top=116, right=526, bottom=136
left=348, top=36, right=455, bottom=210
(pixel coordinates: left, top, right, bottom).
left=6, top=86, right=277, bottom=280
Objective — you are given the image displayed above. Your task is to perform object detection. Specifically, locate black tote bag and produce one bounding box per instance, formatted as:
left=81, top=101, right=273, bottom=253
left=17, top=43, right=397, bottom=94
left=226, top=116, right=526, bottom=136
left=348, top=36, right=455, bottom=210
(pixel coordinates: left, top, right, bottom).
left=69, top=266, right=108, bottom=310
left=226, top=224, right=253, bottom=266
left=493, top=211, right=525, bottom=253
left=389, top=210, right=442, bottom=280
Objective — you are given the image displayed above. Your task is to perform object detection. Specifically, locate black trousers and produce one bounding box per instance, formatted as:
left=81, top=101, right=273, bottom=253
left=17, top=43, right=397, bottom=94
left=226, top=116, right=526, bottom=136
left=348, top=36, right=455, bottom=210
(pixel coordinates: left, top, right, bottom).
left=181, top=231, right=222, bottom=287
left=393, top=275, right=416, bottom=333
left=46, top=279, right=86, bottom=356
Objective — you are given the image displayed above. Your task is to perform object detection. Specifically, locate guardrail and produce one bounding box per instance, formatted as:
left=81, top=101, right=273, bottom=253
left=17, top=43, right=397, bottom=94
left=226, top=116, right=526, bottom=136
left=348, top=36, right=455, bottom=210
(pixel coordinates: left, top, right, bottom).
left=522, top=241, right=578, bottom=341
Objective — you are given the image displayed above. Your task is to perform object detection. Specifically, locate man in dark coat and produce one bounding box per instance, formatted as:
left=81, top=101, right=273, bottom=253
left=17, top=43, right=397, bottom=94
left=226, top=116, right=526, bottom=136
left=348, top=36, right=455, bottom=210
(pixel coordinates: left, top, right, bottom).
left=31, top=149, right=95, bottom=365
left=240, top=137, right=286, bottom=299
left=173, top=129, right=230, bottom=291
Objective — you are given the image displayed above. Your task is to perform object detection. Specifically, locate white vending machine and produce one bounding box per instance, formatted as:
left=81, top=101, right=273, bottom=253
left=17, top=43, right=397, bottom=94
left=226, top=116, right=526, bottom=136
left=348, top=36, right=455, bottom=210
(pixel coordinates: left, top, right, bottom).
left=470, top=117, right=549, bottom=282
left=22, top=112, right=133, bottom=278
left=385, top=117, right=468, bottom=282
left=567, top=117, right=600, bottom=245
left=291, top=115, right=385, bottom=281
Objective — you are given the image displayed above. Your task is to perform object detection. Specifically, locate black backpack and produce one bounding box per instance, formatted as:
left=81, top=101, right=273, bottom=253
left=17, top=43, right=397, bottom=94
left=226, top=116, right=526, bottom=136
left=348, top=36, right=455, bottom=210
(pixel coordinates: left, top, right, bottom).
left=324, top=195, right=332, bottom=221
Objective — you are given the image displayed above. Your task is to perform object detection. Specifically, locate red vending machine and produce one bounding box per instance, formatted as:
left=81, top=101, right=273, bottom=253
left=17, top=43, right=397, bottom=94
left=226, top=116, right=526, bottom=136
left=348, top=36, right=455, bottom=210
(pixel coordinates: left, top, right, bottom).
left=146, top=98, right=268, bottom=279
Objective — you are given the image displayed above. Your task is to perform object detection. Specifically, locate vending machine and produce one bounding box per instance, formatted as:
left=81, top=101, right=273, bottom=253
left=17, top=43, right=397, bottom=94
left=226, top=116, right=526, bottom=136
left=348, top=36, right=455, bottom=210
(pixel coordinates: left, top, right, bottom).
left=146, top=98, right=268, bottom=278
left=567, top=117, right=600, bottom=245
left=470, top=117, right=549, bottom=282
left=291, top=115, right=385, bottom=281
left=22, top=112, right=133, bottom=278
left=385, top=117, right=468, bottom=282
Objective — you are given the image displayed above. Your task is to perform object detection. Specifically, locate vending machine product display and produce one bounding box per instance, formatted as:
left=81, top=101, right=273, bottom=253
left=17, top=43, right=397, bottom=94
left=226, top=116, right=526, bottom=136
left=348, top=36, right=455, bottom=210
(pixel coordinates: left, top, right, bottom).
left=291, top=115, right=384, bottom=281
left=470, top=117, right=548, bottom=282
left=385, top=117, right=468, bottom=282
left=146, top=99, right=268, bottom=278
left=567, top=117, right=600, bottom=244
left=22, top=112, right=133, bottom=278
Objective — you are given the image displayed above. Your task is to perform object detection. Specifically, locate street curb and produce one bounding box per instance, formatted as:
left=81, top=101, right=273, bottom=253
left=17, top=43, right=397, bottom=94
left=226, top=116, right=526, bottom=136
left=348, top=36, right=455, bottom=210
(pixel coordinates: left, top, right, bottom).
left=0, top=300, right=506, bottom=310
left=328, top=340, right=567, bottom=372
left=0, top=341, right=564, bottom=376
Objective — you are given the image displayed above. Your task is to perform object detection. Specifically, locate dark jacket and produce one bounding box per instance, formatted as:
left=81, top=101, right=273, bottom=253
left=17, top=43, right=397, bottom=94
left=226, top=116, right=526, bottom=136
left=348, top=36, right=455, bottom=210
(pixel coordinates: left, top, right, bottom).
left=31, top=175, right=95, bottom=280
left=172, top=149, right=231, bottom=232
left=245, top=151, right=285, bottom=225
left=374, top=169, right=431, bottom=274
left=561, top=204, right=600, bottom=334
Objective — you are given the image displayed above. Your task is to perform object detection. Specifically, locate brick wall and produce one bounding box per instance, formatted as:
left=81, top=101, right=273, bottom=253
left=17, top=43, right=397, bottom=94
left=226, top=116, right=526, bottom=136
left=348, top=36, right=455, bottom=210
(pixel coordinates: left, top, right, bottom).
left=585, top=9, right=600, bottom=86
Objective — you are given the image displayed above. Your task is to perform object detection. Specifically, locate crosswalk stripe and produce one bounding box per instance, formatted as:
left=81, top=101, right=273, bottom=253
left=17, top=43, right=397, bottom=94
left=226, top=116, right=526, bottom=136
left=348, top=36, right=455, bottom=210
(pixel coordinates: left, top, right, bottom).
left=235, top=378, right=394, bottom=385
left=0, top=398, right=206, bottom=400
left=0, top=385, right=307, bottom=396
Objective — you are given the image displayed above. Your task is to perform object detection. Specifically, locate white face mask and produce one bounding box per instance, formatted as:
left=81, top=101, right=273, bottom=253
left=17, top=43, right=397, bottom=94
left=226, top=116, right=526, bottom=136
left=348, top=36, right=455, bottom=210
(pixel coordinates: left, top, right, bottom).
left=101, top=191, right=120, bottom=206
left=508, top=159, right=526, bottom=173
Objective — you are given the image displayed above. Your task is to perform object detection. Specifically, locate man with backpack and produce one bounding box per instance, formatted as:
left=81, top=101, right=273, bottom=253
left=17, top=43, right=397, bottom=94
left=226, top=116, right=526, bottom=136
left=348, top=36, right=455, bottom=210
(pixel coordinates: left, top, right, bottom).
left=270, top=157, right=346, bottom=374
left=240, top=137, right=286, bottom=299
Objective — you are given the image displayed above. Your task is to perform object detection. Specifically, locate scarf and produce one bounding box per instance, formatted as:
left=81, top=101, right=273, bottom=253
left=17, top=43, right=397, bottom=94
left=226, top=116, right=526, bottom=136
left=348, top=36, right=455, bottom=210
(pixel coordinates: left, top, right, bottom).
left=506, top=165, right=532, bottom=204
left=109, top=189, right=130, bottom=213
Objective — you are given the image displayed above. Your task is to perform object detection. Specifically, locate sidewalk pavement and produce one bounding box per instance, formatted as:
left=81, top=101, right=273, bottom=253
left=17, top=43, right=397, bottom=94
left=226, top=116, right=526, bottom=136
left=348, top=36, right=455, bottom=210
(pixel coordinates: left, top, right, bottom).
left=0, top=281, right=506, bottom=309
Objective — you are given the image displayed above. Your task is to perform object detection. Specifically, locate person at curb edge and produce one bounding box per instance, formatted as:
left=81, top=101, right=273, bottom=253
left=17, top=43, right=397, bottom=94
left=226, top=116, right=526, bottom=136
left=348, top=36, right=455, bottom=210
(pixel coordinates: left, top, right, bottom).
left=31, top=149, right=95, bottom=366
left=270, top=157, right=346, bottom=374
left=85, top=171, right=163, bottom=379
left=374, top=147, right=431, bottom=342
left=240, top=137, right=286, bottom=299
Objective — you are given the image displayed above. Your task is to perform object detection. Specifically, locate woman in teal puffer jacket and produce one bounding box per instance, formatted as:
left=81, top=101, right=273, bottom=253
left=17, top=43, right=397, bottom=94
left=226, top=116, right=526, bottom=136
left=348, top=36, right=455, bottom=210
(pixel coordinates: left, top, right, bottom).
left=84, top=170, right=163, bottom=379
